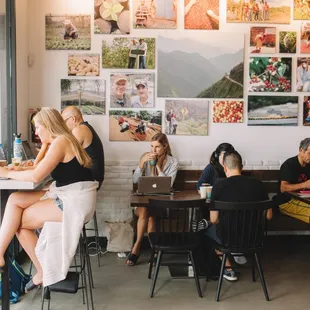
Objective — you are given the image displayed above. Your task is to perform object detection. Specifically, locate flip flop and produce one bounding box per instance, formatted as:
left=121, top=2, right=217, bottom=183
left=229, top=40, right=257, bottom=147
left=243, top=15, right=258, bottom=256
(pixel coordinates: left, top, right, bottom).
left=126, top=252, right=140, bottom=266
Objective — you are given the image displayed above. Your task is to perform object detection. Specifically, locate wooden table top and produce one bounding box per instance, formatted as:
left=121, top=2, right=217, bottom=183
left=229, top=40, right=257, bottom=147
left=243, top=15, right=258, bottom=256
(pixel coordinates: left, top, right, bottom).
left=130, top=190, right=204, bottom=207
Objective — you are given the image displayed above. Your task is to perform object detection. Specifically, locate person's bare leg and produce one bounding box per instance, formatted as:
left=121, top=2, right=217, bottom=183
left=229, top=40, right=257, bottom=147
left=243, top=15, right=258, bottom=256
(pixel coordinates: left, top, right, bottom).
left=126, top=207, right=148, bottom=265
left=18, top=198, right=63, bottom=285
left=215, top=249, right=233, bottom=269
left=0, top=191, right=45, bottom=267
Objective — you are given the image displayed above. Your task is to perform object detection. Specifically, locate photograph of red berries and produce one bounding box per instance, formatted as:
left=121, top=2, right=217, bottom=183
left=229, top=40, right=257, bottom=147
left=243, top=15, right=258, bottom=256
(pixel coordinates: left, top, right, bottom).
left=249, top=57, right=292, bottom=92
left=213, top=100, right=243, bottom=123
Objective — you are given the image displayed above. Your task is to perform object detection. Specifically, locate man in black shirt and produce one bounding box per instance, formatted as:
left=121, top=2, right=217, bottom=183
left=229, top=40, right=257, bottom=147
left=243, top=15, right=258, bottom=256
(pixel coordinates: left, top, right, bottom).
left=206, top=150, right=272, bottom=281
left=62, top=106, right=105, bottom=189
left=277, top=138, right=310, bottom=222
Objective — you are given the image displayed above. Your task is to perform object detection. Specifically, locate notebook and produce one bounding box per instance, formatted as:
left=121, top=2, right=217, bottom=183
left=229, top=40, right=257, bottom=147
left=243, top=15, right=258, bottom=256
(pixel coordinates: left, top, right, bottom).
left=137, top=176, right=172, bottom=196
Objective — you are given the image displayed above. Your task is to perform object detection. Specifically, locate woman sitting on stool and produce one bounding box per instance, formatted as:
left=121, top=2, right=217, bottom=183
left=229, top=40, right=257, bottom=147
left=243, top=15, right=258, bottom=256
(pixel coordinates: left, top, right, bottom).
left=0, top=108, right=98, bottom=289
left=127, top=133, right=179, bottom=266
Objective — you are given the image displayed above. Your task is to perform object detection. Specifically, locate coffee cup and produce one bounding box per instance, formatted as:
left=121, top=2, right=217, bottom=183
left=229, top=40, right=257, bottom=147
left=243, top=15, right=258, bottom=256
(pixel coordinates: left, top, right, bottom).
left=199, top=186, right=208, bottom=199
left=149, top=160, right=157, bottom=166
left=11, top=157, right=21, bottom=167
left=206, top=186, right=213, bottom=199
left=0, top=160, right=7, bottom=167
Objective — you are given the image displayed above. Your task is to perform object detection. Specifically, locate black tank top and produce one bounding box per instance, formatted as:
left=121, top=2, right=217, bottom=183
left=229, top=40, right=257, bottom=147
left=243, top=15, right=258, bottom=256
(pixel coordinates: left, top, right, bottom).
left=80, top=122, right=105, bottom=189
left=51, top=157, right=94, bottom=187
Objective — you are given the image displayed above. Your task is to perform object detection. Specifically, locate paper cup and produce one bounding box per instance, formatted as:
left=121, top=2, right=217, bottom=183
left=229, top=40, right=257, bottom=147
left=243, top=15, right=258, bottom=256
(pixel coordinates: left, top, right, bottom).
left=206, top=186, right=213, bottom=199
left=199, top=186, right=208, bottom=199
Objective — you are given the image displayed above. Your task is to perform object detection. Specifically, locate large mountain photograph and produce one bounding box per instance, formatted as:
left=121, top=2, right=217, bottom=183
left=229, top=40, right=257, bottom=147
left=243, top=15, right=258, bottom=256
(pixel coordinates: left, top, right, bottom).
left=157, top=32, right=244, bottom=98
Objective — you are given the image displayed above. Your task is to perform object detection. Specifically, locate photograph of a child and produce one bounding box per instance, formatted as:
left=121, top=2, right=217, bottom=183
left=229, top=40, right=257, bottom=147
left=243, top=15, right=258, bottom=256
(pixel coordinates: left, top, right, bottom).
left=45, top=15, right=91, bottom=50
left=110, top=73, right=155, bottom=109
left=296, top=58, right=310, bottom=92
left=133, top=0, right=177, bottom=29
left=303, top=96, right=310, bottom=125
left=102, top=37, right=155, bottom=69
left=250, top=27, right=276, bottom=53
left=109, top=110, right=162, bottom=141
left=165, top=99, right=208, bottom=136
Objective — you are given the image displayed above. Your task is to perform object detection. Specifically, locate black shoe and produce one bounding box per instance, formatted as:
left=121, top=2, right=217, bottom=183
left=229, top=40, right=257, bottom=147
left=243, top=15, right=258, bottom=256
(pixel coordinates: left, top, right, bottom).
left=25, top=279, right=42, bottom=292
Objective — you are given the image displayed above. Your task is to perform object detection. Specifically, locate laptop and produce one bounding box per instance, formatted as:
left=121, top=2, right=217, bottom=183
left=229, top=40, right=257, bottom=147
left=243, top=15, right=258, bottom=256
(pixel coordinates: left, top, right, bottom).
left=22, top=140, right=35, bottom=161
left=137, top=176, right=172, bottom=195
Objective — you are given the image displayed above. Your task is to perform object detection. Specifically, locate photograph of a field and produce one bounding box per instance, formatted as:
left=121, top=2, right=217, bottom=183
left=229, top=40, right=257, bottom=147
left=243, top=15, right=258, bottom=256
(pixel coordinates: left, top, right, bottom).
left=102, top=37, right=155, bottom=69
left=165, top=99, right=208, bottom=136
left=109, top=110, right=162, bottom=141
left=68, top=54, right=100, bottom=76
left=45, top=15, right=91, bottom=50
left=226, top=0, right=290, bottom=24
left=61, top=79, right=106, bottom=115
left=132, top=0, right=177, bottom=29
left=279, top=31, right=297, bottom=53
left=184, top=0, right=219, bottom=30
left=94, top=0, right=130, bottom=34
left=248, top=95, right=298, bottom=126
left=213, top=100, right=243, bottom=123
left=249, top=57, right=292, bottom=92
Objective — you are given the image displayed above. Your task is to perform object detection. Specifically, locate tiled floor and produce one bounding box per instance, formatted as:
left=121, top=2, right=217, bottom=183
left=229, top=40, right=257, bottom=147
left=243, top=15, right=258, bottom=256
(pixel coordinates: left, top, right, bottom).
left=11, top=236, right=310, bottom=310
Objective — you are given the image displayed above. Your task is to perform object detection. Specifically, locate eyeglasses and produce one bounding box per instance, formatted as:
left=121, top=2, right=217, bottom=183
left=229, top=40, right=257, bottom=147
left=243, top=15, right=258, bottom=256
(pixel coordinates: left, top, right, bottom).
left=63, top=116, right=72, bottom=123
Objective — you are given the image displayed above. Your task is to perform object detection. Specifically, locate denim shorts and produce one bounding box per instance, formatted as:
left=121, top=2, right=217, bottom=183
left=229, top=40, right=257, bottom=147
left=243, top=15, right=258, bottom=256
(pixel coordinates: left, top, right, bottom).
left=54, top=197, right=64, bottom=211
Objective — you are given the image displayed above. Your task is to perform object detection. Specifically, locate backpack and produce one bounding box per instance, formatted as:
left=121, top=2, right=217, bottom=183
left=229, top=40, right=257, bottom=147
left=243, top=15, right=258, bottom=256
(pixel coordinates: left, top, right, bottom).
left=0, top=259, right=31, bottom=304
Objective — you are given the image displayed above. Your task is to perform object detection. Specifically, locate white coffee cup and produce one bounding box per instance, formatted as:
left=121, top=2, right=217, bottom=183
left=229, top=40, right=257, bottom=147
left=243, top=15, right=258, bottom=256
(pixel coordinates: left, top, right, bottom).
left=199, top=186, right=208, bottom=199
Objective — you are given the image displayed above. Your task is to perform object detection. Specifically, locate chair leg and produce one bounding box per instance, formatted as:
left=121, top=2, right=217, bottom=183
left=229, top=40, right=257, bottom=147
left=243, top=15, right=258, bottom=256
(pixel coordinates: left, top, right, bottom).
left=252, top=254, right=256, bottom=282
left=148, top=250, right=155, bottom=279
left=93, top=212, right=101, bottom=267
left=149, top=250, right=163, bottom=298
left=85, top=243, right=95, bottom=310
left=254, top=252, right=270, bottom=301
left=78, top=239, right=86, bottom=305
left=216, top=253, right=227, bottom=302
left=206, top=247, right=214, bottom=282
left=83, top=227, right=95, bottom=289
left=189, top=251, right=203, bottom=298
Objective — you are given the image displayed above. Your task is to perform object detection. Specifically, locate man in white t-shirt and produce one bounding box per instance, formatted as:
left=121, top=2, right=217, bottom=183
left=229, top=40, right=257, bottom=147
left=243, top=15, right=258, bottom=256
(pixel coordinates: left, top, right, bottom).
left=138, top=38, right=147, bottom=69
left=131, top=80, right=153, bottom=108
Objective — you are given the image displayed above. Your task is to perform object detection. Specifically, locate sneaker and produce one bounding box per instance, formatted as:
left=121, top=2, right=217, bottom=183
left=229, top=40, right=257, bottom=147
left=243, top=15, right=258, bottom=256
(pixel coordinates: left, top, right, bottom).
left=233, top=255, right=247, bottom=265
left=223, top=269, right=238, bottom=281
left=192, top=219, right=209, bottom=231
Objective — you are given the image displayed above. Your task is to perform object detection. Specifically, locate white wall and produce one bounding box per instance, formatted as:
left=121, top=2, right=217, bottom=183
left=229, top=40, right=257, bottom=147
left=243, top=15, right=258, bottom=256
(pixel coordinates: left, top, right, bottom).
left=26, top=0, right=309, bottom=164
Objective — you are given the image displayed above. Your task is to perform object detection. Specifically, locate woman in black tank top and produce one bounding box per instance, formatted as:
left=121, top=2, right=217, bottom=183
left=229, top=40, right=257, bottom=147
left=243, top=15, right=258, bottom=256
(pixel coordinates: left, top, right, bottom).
left=0, top=108, right=96, bottom=290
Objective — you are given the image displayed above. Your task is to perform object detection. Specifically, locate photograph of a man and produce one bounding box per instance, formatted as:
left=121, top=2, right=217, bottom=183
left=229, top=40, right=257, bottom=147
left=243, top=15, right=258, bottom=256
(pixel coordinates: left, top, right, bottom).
left=110, top=74, right=131, bottom=108
left=131, top=80, right=154, bottom=108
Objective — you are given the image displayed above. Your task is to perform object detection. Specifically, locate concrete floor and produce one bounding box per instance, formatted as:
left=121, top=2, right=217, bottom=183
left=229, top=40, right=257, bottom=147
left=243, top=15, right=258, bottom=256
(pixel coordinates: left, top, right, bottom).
left=11, top=236, right=310, bottom=310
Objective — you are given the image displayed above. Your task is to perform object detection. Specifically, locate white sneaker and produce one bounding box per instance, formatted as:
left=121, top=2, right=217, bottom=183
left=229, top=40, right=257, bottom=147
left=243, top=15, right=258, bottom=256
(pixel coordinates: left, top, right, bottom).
left=233, top=254, right=247, bottom=265
left=223, top=269, right=238, bottom=281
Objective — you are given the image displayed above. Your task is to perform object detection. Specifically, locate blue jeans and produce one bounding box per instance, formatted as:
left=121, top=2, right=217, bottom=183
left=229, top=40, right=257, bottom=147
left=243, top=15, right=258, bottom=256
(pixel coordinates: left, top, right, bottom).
left=139, top=56, right=146, bottom=69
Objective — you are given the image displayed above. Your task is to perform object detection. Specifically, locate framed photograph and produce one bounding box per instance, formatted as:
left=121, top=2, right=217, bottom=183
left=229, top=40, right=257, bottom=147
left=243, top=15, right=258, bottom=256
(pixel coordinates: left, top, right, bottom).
left=296, top=57, right=310, bottom=92
left=226, top=0, right=290, bottom=24
left=250, top=27, right=276, bottom=54
left=300, top=22, right=310, bottom=53
left=110, top=73, right=155, bottom=109
left=184, top=0, right=219, bottom=30
left=61, top=79, right=106, bottom=115
left=102, top=37, right=155, bottom=69
left=279, top=31, right=297, bottom=53
left=165, top=99, right=208, bottom=136
left=68, top=54, right=100, bottom=76
left=94, top=0, right=130, bottom=34
left=158, top=32, right=244, bottom=98
left=248, top=95, right=298, bottom=126
left=303, top=96, right=310, bottom=126
left=109, top=110, right=162, bottom=141
left=132, top=0, right=177, bottom=29
left=249, top=57, right=292, bottom=92
left=45, top=15, right=91, bottom=50
left=213, top=100, right=244, bottom=123
left=294, top=0, right=310, bottom=20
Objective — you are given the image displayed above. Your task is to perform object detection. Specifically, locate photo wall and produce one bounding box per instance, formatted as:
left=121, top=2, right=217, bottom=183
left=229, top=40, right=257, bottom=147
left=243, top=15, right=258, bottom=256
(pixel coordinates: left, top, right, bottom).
left=26, top=0, right=310, bottom=161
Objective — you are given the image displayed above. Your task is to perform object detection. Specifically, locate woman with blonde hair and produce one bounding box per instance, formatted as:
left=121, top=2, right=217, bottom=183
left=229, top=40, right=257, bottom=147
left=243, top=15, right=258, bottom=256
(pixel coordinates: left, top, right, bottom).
left=0, top=108, right=98, bottom=290
left=127, top=133, right=179, bottom=266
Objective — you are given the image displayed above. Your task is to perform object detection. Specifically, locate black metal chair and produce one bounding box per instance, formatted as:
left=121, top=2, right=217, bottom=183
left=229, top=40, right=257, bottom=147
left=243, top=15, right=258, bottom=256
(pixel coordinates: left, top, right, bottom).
left=210, top=200, right=274, bottom=302
left=41, top=225, right=94, bottom=310
left=147, top=198, right=206, bottom=298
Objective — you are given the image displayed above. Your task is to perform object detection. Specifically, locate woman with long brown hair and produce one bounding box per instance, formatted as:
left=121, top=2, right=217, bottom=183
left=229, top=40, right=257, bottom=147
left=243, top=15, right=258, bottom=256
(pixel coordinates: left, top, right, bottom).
left=0, top=108, right=98, bottom=289
left=127, top=133, right=179, bottom=266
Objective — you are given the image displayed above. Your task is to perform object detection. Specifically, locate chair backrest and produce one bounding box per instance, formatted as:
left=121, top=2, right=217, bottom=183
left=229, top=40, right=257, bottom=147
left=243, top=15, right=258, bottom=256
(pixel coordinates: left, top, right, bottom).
left=148, top=199, right=206, bottom=246
left=212, top=200, right=274, bottom=252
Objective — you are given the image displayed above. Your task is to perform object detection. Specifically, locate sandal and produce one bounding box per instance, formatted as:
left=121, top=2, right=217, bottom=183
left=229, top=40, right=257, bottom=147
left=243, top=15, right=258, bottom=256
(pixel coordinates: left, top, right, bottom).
left=126, top=252, right=140, bottom=266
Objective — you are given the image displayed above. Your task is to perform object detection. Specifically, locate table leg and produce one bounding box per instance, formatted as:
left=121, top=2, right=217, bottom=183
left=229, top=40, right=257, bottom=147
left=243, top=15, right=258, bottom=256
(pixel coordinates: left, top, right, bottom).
left=1, top=190, right=10, bottom=310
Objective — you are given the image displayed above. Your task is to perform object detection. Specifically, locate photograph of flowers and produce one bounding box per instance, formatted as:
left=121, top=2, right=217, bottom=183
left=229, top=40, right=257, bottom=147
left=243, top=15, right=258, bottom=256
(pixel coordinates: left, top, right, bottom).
left=248, top=57, right=292, bottom=92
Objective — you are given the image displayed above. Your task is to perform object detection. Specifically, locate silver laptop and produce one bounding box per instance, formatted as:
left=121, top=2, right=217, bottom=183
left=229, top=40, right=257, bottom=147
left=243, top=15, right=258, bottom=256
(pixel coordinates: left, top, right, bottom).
left=137, top=176, right=172, bottom=195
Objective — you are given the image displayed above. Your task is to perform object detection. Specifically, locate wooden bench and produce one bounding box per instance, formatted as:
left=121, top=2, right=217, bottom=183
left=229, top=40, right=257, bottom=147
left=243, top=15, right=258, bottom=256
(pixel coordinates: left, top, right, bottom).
left=174, top=169, right=310, bottom=235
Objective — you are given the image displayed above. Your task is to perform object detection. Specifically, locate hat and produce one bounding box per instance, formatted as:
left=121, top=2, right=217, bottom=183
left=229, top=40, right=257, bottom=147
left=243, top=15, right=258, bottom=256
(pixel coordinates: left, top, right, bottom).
left=113, top=74, right=127, bottom=84
left=135, top=80, right=148, bottom=87
left=63, top=19, right=72, bottom=25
